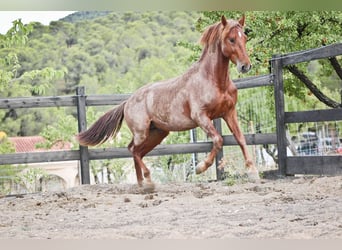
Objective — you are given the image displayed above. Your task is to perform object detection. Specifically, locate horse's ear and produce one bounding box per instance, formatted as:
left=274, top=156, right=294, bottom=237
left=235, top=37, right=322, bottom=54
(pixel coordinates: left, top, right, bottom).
left=221, top=15, right=227, bottom=27
left=238, top=15, right=245, bottom=27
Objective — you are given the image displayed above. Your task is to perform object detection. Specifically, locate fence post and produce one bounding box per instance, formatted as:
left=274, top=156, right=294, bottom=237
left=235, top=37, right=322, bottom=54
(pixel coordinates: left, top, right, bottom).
left=76, top=86, right=91, bottom=184
left=272, top=55, right=287, bottom=175
left=214, top=118, right=224, bottom=180
left=189, top=128, right=198, bottom=173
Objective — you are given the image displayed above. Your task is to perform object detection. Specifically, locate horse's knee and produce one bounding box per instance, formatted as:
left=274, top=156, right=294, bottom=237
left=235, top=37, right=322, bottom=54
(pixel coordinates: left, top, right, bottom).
left=213, top=135, right=223, bottom=150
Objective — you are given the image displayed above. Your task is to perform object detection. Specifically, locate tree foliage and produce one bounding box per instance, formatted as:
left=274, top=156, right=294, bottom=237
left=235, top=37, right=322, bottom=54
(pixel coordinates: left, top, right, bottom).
left=0, top=19, right=67, bottom=136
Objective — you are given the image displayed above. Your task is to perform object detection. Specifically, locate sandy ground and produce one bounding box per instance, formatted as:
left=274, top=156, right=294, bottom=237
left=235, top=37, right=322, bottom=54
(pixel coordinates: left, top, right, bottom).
left=0, top=175, right=341, bottom=239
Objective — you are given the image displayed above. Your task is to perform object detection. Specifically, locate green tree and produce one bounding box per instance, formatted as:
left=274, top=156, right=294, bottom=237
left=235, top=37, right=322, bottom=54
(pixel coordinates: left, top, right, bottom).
left=0, top=20, right=66, bottom=96
left=0, top=19, right=67, bottom=136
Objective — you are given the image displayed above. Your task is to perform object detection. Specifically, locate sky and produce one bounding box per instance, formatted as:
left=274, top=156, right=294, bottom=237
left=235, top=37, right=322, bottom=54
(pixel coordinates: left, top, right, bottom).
left=0, top=11, right=76, bottom=34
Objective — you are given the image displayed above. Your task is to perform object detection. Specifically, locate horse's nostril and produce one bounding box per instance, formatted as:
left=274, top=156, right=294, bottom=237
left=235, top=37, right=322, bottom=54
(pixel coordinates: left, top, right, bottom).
left=242, top=64, right=251, bottom=72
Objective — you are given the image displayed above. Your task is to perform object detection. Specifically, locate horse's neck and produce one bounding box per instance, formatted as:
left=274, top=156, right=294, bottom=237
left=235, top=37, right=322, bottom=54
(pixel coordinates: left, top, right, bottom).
left=199, top=45, right=230, bottom=90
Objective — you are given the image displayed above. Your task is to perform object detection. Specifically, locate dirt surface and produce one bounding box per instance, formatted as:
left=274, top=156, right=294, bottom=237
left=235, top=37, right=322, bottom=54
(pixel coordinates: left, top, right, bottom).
left=0, top=175, right=341, bottom=239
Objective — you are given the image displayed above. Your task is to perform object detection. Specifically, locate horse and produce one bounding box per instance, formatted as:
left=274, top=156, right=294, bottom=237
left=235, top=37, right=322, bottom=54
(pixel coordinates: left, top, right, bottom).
left=77, top=15, right=260, bottom=188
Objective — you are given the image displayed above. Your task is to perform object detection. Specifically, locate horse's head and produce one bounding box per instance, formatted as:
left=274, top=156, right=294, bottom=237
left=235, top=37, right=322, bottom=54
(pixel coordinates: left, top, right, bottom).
left=220, top=15, right=251, bottom=74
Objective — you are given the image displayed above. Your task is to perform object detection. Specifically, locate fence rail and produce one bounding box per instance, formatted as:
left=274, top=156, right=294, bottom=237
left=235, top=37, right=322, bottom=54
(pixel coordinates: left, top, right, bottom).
left=0, top=75, right=273, bottom=109
left=279, top=43, right=342, bottom=66
left=0, top=133, right=277, bottom=165
left=286, top=156, right=342, bottom=176
left=0, top=94, right=131, bottom=109
left=285, top=109, right=342, bottom=123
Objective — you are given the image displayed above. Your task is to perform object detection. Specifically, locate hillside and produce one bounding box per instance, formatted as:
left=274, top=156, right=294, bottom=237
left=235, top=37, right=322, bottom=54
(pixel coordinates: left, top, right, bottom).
left=1, top=11, right=201, bottom=136
left=27, top=11, right=201, bottom=95
left=59, top=11, right=112, bottom=23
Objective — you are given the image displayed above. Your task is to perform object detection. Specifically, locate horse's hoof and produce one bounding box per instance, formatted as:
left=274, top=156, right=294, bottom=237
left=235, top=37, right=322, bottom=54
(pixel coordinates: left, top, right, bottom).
left=247, top=170, right=260, bottom=183
left=142, top=182, right=155, bottom=193
left=195, top=165, right=204, bottom=175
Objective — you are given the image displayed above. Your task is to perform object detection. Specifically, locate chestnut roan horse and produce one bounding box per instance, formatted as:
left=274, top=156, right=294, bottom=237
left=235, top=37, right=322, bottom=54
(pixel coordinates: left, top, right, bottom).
left=77, top=15, right=260, bottom=188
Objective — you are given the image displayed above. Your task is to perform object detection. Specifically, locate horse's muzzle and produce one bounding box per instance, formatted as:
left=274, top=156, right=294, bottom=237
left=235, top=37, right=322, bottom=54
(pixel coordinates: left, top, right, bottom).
left=238, top=63, right=252, bottom=73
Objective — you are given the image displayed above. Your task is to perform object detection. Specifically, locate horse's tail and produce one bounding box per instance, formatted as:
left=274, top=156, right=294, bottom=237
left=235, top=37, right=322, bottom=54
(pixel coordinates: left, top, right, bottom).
left=77, top=101, right=126, bottom=146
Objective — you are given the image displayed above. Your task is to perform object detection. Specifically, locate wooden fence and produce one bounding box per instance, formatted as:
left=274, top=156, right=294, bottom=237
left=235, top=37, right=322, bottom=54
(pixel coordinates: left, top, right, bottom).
left=1, top=43, right=341, bottom=183
left=272, top=43, right=342, bottom=176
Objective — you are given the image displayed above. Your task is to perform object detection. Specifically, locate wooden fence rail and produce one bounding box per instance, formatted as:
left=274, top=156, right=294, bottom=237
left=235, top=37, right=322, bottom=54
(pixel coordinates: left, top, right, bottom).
left=0, top=133, right=277, bottom=165
left=0, top=75, right=272, bottom=109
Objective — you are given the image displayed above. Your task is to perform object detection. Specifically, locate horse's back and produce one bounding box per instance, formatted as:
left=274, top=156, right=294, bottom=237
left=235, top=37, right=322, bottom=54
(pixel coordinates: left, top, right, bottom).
left=124, top=75, right=199, bottom=132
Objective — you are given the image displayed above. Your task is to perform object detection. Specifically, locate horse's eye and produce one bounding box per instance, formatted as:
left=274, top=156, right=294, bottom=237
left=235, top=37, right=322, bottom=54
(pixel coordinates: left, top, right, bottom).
left=229, top=38, right=235, bottom=44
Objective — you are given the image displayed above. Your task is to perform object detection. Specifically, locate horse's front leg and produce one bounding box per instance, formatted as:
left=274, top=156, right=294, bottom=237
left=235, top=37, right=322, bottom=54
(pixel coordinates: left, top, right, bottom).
left=194, top=115, right=223, bottom=174
left=223, top=108, right=260, bottom=182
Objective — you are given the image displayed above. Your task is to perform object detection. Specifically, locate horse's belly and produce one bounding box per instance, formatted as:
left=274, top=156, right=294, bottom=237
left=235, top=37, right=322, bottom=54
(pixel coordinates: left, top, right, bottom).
left=152, top=114, right=197, bottom=132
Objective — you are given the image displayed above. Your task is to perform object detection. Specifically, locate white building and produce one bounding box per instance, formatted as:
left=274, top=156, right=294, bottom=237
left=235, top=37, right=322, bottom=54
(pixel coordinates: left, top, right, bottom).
left=7, top=136, right=81, bottom=193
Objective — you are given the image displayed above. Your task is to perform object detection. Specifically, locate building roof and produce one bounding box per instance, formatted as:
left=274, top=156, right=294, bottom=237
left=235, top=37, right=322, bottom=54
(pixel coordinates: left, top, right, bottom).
left=8, top=136, right=72, bottom=153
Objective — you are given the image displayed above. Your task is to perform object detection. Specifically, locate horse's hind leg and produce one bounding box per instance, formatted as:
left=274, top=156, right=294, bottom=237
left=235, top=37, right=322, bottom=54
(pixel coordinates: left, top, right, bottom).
left=128, top=140, right=143, bottom=185
left=128, top=127, right=169, bottom=187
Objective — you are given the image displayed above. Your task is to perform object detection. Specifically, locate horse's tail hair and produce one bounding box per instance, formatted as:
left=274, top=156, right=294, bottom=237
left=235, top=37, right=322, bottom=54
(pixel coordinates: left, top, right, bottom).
left=77, top=101, right=126, bottom=146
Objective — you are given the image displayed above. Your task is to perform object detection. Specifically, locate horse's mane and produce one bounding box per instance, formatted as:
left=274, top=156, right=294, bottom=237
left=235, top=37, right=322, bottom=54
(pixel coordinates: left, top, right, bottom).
left=200, top=21, right=222, bottom=47
left=200, top=20, right=240, bottom=47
